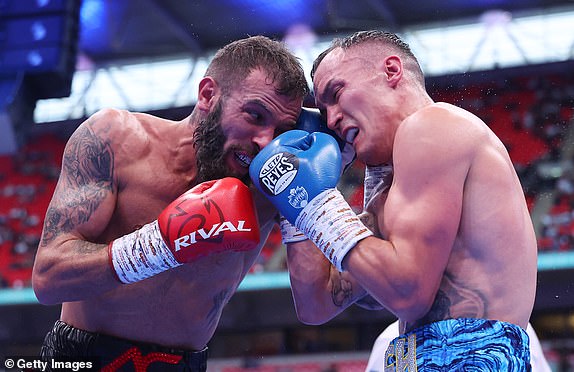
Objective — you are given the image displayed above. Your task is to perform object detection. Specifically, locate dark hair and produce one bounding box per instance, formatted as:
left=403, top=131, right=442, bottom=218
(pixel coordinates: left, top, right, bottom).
left=205, top=35, right=309, bottom=99
left=311, top=30, right=424, bottom=83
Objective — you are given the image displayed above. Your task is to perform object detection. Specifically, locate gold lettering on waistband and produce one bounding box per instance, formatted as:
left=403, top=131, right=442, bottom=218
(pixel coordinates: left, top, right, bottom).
left=384, top=333, right=417, bottom=372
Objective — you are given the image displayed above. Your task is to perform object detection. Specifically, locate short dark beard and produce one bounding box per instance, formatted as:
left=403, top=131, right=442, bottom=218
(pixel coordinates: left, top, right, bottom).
left=193, top=99, right=250, bottom=185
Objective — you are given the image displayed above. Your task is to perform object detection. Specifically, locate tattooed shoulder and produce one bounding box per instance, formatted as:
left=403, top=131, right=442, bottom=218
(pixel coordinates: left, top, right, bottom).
left=63, top=124, right=115, bottom=188
left=41, top=123, right=115, bottom=245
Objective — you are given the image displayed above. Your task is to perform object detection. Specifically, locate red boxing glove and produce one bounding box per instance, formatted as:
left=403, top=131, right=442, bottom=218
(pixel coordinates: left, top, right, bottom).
left=109, top=178, right=260, bottom=283
left=158, top=178, right=260, bottom=261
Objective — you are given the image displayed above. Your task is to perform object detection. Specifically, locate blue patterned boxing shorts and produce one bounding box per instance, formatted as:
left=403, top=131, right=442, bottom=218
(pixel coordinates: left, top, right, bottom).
left=383, top=318, right=531, bottom=371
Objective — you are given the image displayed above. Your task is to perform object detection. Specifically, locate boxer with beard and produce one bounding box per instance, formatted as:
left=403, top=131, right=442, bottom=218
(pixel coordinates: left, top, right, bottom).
left=194, top=99, right=231, bottom=184
left=33, top=35, right=309, bottom=372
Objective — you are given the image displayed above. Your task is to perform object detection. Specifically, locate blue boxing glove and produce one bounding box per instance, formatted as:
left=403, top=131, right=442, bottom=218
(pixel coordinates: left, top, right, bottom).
left=277, top=107, right=356, bottom=245
left=296, top=107, right=356, bottom=173
left=250, top=130, right=372, bottom=271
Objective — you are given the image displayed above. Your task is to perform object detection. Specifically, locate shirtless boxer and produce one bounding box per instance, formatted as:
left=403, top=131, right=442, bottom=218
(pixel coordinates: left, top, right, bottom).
left=250, top=30, right=538, bottom=370
left=32, top=35, right=309, bottom=371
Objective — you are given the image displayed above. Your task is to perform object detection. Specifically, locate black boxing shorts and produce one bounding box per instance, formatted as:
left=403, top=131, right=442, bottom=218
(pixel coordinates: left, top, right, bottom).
left=40, top=320, right=208, bottom=372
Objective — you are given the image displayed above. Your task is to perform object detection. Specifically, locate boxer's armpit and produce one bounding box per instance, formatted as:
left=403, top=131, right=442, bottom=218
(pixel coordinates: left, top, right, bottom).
left=41, top=125, right=115, bottom=246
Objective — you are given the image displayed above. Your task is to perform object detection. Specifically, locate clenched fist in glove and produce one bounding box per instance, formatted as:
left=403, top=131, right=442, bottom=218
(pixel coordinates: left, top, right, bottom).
left=278, top=107, right=358, bottom=245
left=109, top=177, right=260, bottom=283
left=249, top=130, right=372, bottom=271
left=295, top=107, right=356, bottom=172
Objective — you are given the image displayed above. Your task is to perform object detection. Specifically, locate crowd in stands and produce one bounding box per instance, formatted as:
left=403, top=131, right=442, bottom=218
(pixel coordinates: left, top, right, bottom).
left=0, top=67, right=572, bottom=287
left=0, top=133, right=64, bottom=288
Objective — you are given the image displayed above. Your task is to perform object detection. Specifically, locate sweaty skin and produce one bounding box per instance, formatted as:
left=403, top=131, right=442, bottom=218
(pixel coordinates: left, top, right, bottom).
left=33, top=69, right=302, bottom=349
left=286, top=45, right=537, bottom=334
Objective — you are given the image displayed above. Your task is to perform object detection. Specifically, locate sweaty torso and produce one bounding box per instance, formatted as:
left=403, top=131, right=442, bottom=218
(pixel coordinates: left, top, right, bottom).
left=369, top=103, right=537, bottom=333
left=60, top=112, right=266, bottom=350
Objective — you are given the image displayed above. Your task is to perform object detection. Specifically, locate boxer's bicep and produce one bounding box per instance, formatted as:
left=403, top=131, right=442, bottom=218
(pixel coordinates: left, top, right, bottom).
left=374, top=115, right=469, bottom=316
left=34, top=120, right=119, bottom=303
left=41, top=122, right=117, bottom=248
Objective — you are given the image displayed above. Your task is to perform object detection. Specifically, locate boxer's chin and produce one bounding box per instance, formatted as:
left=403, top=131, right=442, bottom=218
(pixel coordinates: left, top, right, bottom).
left=236, top=173, right=252, bottom=187
left=195, top=161, right=226, bottom=184
left=222, top=162, right=252, bottom=186
left=194, top=144, right=228, bottom=183
left=196, top=154, right=251, bottom=186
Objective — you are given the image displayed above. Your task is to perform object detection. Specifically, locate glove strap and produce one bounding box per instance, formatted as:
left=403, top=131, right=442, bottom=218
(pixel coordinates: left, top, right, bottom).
left=364, top=164, right=393, bottom=211
left=109, top=220, right=182, bottom=284
left=295, top=189, right=373, bottom=271
left=279, top=215, right=308, bottom=244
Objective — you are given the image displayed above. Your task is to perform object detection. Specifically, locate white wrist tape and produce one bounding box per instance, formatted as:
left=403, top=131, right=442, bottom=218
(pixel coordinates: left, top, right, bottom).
left=279, top=215, right=308, bottom=244
left=295, top=189, right=373, bottom=271
left=363, top=164, right=393, bottom=210
left=109, top=220, right=182, bottom=284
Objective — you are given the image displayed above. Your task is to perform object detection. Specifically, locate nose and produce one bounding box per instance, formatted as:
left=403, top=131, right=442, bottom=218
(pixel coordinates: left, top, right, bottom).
left=252, top=126, right=276, bottom=150
left=326, top=107, right=342, bottom=131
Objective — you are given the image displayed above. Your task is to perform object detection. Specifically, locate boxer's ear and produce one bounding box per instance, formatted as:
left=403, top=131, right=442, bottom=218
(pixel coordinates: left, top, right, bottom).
left=196, top=77, right=219, bottom=112
left=382, top=55, right=403, bottom=88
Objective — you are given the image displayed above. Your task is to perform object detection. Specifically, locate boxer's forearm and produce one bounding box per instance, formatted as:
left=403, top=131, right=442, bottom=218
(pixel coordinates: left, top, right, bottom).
left=33, top=239, right=120, bottom=305
left=286, top=240, right=359, bottom=324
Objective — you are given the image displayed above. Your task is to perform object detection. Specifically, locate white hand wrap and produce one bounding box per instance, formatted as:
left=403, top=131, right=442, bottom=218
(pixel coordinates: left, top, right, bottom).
left=295, top=188, right=373, bottom=271
left=363, top=164, right=393, bottom=210
left=279, top=215, right=308, bottom=244
left=109, top=220, right=182, bottom=284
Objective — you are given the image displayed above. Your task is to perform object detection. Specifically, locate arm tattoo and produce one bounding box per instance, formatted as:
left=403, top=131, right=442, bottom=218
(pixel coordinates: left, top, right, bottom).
left=41, top=124, right=114, bottom=246
left=330, top=271, right=354, bottom=307
left=404, top=272, right=486, bottom=332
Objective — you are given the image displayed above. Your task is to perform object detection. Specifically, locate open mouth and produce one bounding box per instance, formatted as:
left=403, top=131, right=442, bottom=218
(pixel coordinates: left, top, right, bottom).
left=345, top=128, right=359, bottom=144
left=235, top=151, right=253, bottom=168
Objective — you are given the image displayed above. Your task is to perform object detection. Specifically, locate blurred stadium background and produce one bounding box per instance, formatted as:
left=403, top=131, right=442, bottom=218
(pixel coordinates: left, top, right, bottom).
left=1, top=0, right=574, bottom=370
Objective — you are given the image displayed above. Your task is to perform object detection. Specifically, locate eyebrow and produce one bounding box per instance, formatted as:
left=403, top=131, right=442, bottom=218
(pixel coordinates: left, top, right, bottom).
left=317, top=79, right=337, bottom=105
left=243, top=99, right=272, bottom=115
left=243, top=98, right=295, bottom=128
